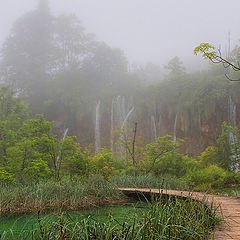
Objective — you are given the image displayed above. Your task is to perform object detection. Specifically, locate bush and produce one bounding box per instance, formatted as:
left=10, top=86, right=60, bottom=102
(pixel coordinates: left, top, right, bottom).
left=199, top=146, right=220, bottom=166
left=186, top=165, right=227, bottom=191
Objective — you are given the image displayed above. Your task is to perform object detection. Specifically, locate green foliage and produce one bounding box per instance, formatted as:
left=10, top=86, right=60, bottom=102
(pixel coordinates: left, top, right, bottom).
left=62, top=137, right=88, bottom=176
left=194, top=43, right=217, bottom=60
left=216, top=122, right=240, bottom=171
left=199, top=146, right=220, bottom=166
left=0, top=168, right=15, bottom=184
left=141, top=135, right=185, bottom=175
left=23, top=159, right=51, bottom=181
left=187, top=165, right=227, bottom=191
left=0, top=89, right=84, bottom=183
left=164, top=56, right=185, bottom=76
left=198, top=123, right=240, bottom=172
left=89, top=149, right=115, bottom=180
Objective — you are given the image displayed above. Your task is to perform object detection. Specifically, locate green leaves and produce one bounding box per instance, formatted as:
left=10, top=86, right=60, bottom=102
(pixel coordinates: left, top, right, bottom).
left=194, top=43, right=217, bottom=60
left=142, top=135, right=188, bottom=176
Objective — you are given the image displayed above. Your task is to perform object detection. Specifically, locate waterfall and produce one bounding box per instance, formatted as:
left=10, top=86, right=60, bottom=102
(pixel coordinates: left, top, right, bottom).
left=228, top=96, right=239, bottom=171
left=158, top=115, right=161, bottom=137
left=173, top=113, right=178, bottom=142
left=229, top=96, right=236, bottom=127
left=56, top=128, right=69, bottom=161
left=111, top=96, right=134, bottom=158
left=110, top=98, right=114, bottom=153
left=121, top=96, right=126, bottom=123
left=151, top=115, right=157, bottom=141
left=116, top=96, right=123, bottom=124
left=62, top=128, right=69, bottom=141
left=120, top=107, right=134, bottom=163
left=121, top=107, right=134, bottom=129
left=95, top=101, right=101, bottom=155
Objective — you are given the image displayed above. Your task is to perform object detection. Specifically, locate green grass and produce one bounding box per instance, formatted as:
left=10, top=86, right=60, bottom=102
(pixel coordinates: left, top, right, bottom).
left=213, top=186, right=240, bottom=196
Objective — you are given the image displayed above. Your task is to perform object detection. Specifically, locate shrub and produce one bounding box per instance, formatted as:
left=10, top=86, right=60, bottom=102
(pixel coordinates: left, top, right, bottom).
left=186, top=165, right=227, bottom=191
left=199, top=146, right=220, bottom=166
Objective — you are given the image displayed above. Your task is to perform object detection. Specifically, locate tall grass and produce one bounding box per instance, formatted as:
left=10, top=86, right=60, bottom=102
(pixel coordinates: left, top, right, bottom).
left=112, top=174, right=189, bottom=190
left=0, top=195, right=219, bottom=240
left=0, top=176, right=124, bottom=215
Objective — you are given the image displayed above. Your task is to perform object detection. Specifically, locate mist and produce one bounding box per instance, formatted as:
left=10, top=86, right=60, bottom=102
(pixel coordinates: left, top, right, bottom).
left=1, top=1, right=240, bottom=229
left=1, top=0, right=240, bottom=70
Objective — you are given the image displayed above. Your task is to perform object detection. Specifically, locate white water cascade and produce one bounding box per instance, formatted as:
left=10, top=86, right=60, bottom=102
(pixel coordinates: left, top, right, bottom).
left=62, top=128, right=69, bottom=141
left=229, top=96, right=236, bottom=127
left=173, top=113, right=178, bottom=142
left=121, top=107, right=134, bottom=129
left=151, top=115, right=157, bottom=141
left=110, top=98, right=114, bottom=153
left=110, top=96, right=134, bottom=156
left=95, top=101, right=101, bottom=155
left=56, top=128, right=69, bottom=161
left=228, top=96, right=239, bottom=171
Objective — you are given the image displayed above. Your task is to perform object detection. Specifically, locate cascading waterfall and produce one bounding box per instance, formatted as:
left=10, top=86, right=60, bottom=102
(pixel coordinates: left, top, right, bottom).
left=121, top=96, right=126, bottom=123
left=110, top=98, right=114, bottom=153
left=95, top=101, right=101, bottom=155
left=56, top=128, right=69, bottom=161
left=228, top=96, right=239, bottom=171
left=111, top=96, right=134, bottom=158
left=121, top=107, right=134, bottom=129
left=173, top=113, right=178, bottom=142
left=62, top=128, right=69, bottom=141
left=151, top=115, right=157, bottom=141
left=120, top=106, right=134, bottom=163
left=158, top=115, right=161, bottom=137
left=229, top=96, right=236, bottom=127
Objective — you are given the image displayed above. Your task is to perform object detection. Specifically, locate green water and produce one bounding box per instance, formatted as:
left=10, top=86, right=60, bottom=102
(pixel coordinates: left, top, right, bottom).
left=0, top=202, right=148, bottom=233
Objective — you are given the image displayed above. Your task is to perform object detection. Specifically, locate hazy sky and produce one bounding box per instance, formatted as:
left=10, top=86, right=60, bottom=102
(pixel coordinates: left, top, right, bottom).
left=0, top=0, right=240, bottom=70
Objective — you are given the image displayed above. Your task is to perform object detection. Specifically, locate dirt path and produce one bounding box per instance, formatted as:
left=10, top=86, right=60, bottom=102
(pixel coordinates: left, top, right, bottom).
left=119, top=188, right=240, bottom=240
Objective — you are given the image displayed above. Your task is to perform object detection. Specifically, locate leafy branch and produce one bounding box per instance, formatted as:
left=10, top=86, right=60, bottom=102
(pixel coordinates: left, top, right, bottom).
left=194, top=43, right=240, bottom=81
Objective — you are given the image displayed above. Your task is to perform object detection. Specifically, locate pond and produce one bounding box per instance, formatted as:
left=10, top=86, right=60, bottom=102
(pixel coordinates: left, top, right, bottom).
left=0, top=202, right=148, bottom=238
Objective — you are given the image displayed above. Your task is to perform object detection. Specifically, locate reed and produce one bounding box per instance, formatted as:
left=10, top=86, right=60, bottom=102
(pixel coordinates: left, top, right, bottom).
left=111, top=174, right=189, bottom=190
left=0, top=176, right=124, bottom=216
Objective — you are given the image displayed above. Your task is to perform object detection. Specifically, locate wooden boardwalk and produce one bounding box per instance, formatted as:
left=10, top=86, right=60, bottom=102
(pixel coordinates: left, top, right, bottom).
left=119, top=188, right=240, bottom=240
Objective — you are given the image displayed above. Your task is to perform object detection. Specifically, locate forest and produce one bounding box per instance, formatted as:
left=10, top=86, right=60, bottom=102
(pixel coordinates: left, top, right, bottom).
left=0, top=0, right=240, bottom=239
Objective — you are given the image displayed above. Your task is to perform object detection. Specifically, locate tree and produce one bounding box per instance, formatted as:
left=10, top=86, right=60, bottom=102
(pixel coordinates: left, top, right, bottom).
left=141, top=135, right=183, bottom=175
left=51, top=14, right=93, bottom=73
left=0, top=1, right=94, bottom=96
left=82, top=42, right=128, bottom=88
left=0, top=85, right=28, bottom=166
left=194, top=43, right=240, bottom=81
left=0, top=0, right=53, bottom=94
left=164, top=56, right=185, bottom=76
left=216, top=122, right=240, bottom=171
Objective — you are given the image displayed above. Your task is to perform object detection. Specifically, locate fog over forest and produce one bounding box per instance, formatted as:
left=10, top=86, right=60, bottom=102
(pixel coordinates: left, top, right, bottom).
left=2, top=2, right=240, bottom=232
left=1, top=0, right=240, bottom=71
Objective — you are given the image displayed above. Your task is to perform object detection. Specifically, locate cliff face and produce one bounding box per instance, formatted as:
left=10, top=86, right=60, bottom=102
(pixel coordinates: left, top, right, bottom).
left=53, top=95, right=236, bottom=158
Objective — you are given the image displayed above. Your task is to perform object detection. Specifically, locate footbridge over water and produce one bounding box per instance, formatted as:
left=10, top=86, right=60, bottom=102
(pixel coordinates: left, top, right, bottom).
left=119, top=188, right=240, bottom=240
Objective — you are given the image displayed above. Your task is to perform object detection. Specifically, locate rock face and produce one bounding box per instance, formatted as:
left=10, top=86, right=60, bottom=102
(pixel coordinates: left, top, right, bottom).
left=54, top=96, right=237, bottom=158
